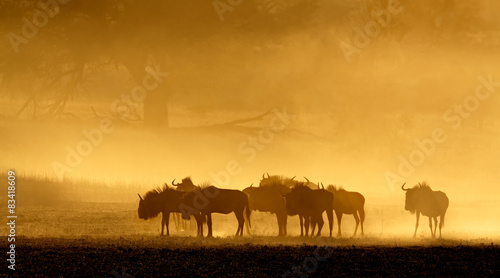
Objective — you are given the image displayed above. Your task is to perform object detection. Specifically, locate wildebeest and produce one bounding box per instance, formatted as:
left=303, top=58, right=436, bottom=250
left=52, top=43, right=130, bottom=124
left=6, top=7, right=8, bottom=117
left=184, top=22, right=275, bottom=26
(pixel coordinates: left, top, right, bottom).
left=138, top=184, right=196, bottom=236
left=326, top=185, right=365, bottom=237
left=402, top=182, right=449, bottom=238
left=243, top=183, right=289, bottom=236
left=282, top=184, right=334, bottom=237
left=180, top=185, right=251, bottom=237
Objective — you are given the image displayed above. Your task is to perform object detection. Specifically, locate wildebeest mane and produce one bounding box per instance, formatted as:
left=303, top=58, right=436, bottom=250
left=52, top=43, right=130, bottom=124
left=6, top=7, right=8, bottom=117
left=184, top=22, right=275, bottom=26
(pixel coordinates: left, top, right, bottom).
left=181, top=176, right=195, bottom=185
left=415, top=181, right=432, bottom=190
left=198, top=181, right=213, bottom=189
left=326, top=185, right=345, bottom=192
left=142, top=184, right=169, bottom=200
left=290, top=183, right=312, bottom=192
left=260, top=175, right=286, bottom=186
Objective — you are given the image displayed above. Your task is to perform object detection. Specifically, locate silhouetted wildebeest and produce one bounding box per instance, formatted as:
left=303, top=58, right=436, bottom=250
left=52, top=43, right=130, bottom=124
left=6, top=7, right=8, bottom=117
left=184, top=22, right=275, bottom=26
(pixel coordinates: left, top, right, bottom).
left=402, top=182, right=449, bottom=238
left=282, top=184, right=334, bottom=237
left=172, top=177, right=198, bottom=192
left=243, top=183, right=289, bottom=236
left=326, top=185, right=365, bottom=237
left=138, top=184, right=195, bottom=236
left=180, top=186, right=251, bottom=237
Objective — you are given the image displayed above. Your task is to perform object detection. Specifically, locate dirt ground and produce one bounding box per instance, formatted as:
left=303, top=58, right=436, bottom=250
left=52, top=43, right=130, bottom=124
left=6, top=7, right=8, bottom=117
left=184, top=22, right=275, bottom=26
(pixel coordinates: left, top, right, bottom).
left=1, top=237, right=498, bottom=277
left=1, top=201, right=498, bottom=277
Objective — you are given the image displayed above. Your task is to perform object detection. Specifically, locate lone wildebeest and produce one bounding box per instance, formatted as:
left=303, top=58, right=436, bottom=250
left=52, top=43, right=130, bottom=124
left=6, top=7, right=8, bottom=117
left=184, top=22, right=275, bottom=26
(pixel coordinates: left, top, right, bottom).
left=326, top=185, right=365, bottom=237
left=243, top=183, right=289, bottom=236
left=402, top=182, right=449, bottom=238
left=282, top=184, right=334, bottom=237
left=180, top=186, right=251, bottom=237
left=138, top=184, right=200, bottom=236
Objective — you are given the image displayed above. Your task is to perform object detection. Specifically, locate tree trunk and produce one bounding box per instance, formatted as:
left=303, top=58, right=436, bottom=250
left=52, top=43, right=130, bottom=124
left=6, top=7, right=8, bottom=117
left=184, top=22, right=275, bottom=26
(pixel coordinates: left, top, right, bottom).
left=119, top=54, right=170, bottom=128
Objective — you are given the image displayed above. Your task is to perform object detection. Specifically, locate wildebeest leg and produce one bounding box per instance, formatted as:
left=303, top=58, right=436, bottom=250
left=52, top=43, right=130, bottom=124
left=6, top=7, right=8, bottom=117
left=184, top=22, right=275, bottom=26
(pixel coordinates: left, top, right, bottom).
left=299, top=215, right=304, bottom=236
left=327, top=210, right=334, bottom=237
left=359, top=208, right=365, bottom=236
left=335, top=211, right=343, bottom=237
left=235, top=210, right=244, bottom=236
left=428, top=217, right=434, bottom=238
left=310, top=216, right=316, bottom=236
left=439, top=214, right=444, bottom=238
left=277, top=214, right=284, bottom=236
left=434, top=216, right=437, bottom=237
left=304, top=216, right=310, bottom=237
left=283, top=215, right=287, bottom=236
left=316, top=215, right=324, bottom=237
left=413, top=212, right=420, bottom=238
left=206, top=213, right=213, bottom=237
left=165, top=213, right=170, bottom=236
left=195, top=215, right=203, bottom=237
left=353, top=212, right=360, bottom=237
left=160, top=213, right=166, bottom=236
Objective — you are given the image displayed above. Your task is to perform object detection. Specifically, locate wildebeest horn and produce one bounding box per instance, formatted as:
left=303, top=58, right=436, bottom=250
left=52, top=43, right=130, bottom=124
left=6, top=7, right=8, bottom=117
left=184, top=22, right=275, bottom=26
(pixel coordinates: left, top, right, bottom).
left=138, top=194, right=143, bottom=200
left=262, top=173, right=265, bottom=179
left=304, top=176, right=310, bottom=183
left=250, top=183, right=253, bottom=188
left=266, top=172, right=270, bottom=178
left=320, top=182, right=324, bottom=189
left=172, top=179, right=177, bottom=186
left=401, top=182, right=408, bottom=191
left=290, top=176, right=295, bottom=180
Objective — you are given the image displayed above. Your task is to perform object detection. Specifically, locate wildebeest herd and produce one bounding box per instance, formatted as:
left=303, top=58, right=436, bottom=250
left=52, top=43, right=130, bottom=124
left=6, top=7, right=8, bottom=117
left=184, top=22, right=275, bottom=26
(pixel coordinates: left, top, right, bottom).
left=138, top=174, right=449, bottom=238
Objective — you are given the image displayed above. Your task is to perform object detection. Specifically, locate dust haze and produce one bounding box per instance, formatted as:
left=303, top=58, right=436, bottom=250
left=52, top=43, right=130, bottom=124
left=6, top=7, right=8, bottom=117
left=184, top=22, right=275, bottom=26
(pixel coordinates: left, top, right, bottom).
left=0, top=0, right=499, bottom=241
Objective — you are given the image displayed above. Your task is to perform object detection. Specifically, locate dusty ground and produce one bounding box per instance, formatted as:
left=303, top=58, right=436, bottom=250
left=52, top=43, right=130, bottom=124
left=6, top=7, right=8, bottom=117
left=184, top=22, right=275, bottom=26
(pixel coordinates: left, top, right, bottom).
left=1, top=236, right=498, bottom=277
left=1, top=200, right=498, bottom=277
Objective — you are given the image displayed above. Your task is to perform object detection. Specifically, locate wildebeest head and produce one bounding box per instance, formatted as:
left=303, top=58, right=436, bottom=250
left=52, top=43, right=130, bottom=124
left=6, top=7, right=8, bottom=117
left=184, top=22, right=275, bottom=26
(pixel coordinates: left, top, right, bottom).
left=282, top=183, right=311, bottom=215
left=242, top=183, right=254, bottom=196
left=172, top=177, right=197, bottom=192
left=137, top=187, right=164, bottom=220
left=137, top=194, right=147, bottom=219
left=402, top=182, right=432, bottom=214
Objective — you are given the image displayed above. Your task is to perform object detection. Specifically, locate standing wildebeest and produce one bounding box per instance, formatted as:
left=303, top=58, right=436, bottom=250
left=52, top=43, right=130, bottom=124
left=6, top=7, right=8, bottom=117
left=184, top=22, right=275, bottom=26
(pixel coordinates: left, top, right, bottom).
left=326, top=185, right=365, bottom=237
left=402, top=182, right=449, bottom=238
left=282, top=184, right=334, bottom=237
left=180, top=186, right=251, bottom=237
left=138, top=185, right=198, bottom=236
left=243, top=183, right=289, bottom=236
